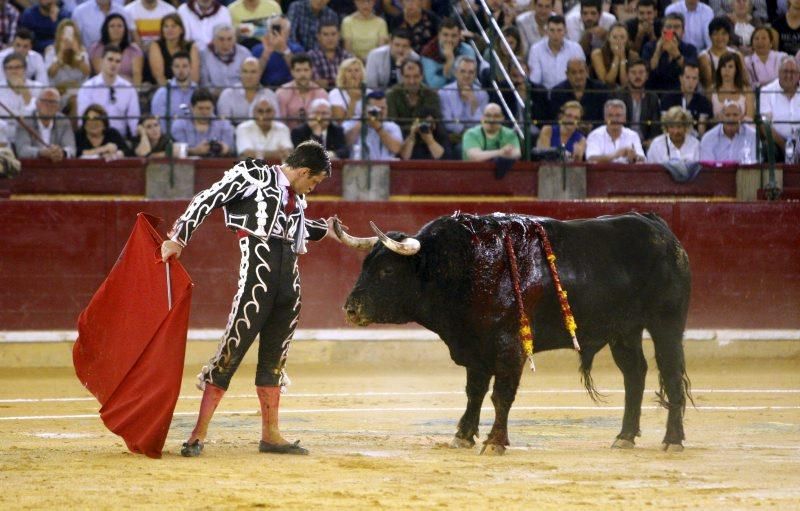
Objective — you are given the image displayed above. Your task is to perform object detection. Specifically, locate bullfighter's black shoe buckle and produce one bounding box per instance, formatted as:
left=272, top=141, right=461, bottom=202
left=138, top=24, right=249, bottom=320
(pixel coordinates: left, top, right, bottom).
left=259, top=440, right=309, bottom=455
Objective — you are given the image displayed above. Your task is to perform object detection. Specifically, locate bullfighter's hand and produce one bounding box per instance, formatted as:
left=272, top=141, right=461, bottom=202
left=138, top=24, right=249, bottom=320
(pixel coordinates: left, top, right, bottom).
left=161, top=240, right=183, bottom=262
left=326, top=216, right=347, bottom=242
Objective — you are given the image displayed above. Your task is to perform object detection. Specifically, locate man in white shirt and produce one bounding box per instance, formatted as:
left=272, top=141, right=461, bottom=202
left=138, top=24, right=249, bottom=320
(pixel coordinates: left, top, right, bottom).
left=759, top=56, right=800, bottom=159
left=699, top=100, right=758, bottom=162
left=586, top=98, right=646, bottom=163
left=528, top=14, right=586, bottom=89
left=0, top=52, right=43, bottom=142
left=664, top=0, right=713, bottom=52
left=0, top=28, right=47, bottom=83
left=565, top=0, right=616, bottom=53
left=235, top=94, right=293, bottom=159
left=124, top=0, right=176, bottom=50
left=76, top=45, right=140, bottom=137
left=72, top=0, right=135, bottom=49
left=178, top=0, right=232, bottom=48
left=516, top=0, right=555, bottom=50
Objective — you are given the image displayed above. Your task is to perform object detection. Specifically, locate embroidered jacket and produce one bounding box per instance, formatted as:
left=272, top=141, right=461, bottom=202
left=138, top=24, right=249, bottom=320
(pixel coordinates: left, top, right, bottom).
left=169, top=158, right=328, bottom=254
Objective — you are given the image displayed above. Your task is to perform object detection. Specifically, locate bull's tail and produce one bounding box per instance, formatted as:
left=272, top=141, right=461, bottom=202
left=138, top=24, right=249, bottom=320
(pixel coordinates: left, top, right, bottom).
left=579, top=350, right=606, bottom=403
left=656, top=368, right=696, bottom=410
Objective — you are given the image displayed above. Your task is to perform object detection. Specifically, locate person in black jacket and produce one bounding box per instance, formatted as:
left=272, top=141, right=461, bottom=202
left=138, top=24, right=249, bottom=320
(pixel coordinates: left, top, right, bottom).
left=75, top=104, right=134, bottom=159
left=290, top=98, right=349, bottom=159
left=161, top=140, right=343, bottom=458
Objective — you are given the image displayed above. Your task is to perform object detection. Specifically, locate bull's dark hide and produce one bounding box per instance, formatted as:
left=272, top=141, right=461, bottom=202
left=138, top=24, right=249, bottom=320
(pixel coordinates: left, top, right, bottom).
left=344, top=212, right=692, bottom=454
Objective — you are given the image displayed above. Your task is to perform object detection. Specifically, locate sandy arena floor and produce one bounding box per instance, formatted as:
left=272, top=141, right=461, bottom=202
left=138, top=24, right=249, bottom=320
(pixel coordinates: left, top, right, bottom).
left=0, top=341, right=798, bottom=510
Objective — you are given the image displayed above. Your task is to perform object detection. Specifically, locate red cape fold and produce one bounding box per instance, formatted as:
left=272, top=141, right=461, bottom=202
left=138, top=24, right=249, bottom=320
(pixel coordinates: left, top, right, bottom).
left=74, top=213, right=193, bottom=459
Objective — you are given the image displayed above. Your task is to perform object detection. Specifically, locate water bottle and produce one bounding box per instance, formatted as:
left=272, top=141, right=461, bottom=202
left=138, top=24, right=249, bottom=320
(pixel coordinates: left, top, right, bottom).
left=351, top=142, right=361, bottom=160
left=786, top=129, right=796, bottom=164
left=742, top=144, right=752, bottom=165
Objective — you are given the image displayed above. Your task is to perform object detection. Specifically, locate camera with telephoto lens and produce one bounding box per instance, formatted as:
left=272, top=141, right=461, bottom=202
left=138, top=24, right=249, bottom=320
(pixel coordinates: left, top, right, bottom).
left=208, top=139, right=222, bottom=156
left=367, top=106, right=381, bottom=118
left=418, top=121, right=431, bottom=134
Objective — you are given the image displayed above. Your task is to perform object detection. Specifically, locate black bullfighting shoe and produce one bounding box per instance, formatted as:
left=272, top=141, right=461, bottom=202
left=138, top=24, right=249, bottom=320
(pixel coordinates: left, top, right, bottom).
left=180, top=439, right=203, bottom=457
left=258, top=440, right=309, bottom=455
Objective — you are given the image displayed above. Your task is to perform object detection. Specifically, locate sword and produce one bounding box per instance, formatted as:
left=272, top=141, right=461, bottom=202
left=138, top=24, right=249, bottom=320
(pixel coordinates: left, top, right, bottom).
left=165, top=261, right=172, bottom=311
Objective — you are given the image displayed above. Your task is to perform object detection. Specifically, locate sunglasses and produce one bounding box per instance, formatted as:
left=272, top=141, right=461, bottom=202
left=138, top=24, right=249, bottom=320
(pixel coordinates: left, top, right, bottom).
left=109, top=86, right=116, bottom=103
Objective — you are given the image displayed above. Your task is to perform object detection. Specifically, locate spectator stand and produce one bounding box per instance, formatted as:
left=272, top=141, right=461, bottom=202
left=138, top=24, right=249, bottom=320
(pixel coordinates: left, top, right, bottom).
left=453, top=0, right=532, bottom=159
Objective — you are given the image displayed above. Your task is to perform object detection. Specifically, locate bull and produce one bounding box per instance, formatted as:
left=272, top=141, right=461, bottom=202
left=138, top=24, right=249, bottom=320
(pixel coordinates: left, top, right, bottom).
left=336, top=212, right=692, bottom=455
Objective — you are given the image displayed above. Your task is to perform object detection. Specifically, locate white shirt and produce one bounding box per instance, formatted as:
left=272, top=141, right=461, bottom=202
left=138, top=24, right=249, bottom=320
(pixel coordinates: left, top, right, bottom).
left=586, top=125, right=645, bottom=162
left=565, top=9, right=617, bottom=43
left=235, top=119, right=292, bottom=156
left=528, top=38, right=585, bottom=89
left=515, top=11, right=552, bottom=50
left=77, top=74, right=140, bottom=137
left=665, top=1, right=714, bottom=52
left=0, top=49, right=47, bottom=84
left=759, top=78, right=800, bottom=141
left=646, top=133, right=700, bottom=163
left=37, top=118, right=54, bottom=146
left=177, top=3, right=232, bottom=48
left=124, top=0, right=177, bottom=46
left=0, top=79, right=41, bottom=141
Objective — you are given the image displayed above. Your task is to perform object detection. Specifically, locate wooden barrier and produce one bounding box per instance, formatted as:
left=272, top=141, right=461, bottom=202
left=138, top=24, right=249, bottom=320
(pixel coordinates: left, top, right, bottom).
left=7, top=158, right=797, bottom=199
left=1, top=200, right=798, bottom=331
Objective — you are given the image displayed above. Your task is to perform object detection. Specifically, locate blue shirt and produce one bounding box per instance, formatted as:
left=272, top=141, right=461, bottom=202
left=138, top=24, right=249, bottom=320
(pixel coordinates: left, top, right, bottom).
left=420, top=42, right=476, bottom=89
left=438, top=80, right=488, bottom=135
left=20, top=5, right=70, bottom=54
left=150, top=79, right=197, bottom=132
left=171, top=117, right=235, bottom=153
left=286, top=0, right=338, bottom=52
left=252, top=41, right=305, bottom=88
left=699, top=124, right=758, bottom=162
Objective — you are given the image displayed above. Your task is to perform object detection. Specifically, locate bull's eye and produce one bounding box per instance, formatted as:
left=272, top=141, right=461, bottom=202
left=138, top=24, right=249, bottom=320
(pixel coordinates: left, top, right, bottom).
left=378, top=267, right=394, bottom=278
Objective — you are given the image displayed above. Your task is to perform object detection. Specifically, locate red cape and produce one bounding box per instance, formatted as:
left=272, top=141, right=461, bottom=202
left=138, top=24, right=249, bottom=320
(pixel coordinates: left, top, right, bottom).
left=74, top=213, right=193, bottom=458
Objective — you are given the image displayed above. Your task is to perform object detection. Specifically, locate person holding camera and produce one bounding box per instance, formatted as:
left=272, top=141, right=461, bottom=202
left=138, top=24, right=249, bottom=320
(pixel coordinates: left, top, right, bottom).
left=171, top=87, right=235, bottom=157
left=399, top=108, right=452, bottom=160
left=387, top=58, right=442, bottom=138
left=253, top=15, right=304, bottom=88
left=641, top=12, right=698, bottom=92
left=345, top=90, right=402, bottom=160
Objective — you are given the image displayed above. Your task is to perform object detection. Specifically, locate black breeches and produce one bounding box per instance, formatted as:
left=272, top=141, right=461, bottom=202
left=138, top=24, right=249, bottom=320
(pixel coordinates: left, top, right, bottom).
left=198, top=236, right=300, bottom=390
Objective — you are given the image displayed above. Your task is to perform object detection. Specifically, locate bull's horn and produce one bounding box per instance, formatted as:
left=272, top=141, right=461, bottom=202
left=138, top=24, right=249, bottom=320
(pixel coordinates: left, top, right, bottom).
left=369, top=221, right=421, bottom=256
left=333, top=218, right=378, bottom=250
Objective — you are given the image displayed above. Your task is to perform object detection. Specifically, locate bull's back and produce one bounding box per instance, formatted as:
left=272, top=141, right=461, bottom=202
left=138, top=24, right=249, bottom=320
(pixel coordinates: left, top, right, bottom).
left=525, top=213, right=690, bottom=350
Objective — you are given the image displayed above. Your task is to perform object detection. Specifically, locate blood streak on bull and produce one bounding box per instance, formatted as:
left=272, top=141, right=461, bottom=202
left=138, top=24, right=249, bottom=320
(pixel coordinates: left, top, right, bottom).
left=337, top=212, right=693, bottom=456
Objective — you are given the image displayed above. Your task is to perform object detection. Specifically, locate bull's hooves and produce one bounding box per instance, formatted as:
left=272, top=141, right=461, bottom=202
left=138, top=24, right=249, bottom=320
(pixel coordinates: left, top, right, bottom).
left=480, top=444, right=506, bottom=456
left=449, top=437, right=475, bottom=449
left=611, top=438, right=635, bottom=449
left=661, top=442, right=684, bottom=453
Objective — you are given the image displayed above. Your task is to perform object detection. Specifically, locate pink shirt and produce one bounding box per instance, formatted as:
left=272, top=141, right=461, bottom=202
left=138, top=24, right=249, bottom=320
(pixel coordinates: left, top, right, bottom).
left=275, top=81, right=328, bottom=129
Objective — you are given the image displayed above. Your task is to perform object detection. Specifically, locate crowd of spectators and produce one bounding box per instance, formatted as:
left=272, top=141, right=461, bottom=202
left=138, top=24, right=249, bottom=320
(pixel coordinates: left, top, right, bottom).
left=0, top=0, right=797, bottom=167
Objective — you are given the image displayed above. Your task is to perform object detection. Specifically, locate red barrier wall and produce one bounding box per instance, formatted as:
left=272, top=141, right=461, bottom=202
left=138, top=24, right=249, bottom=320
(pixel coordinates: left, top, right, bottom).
left=8, top=158, right=799, bottom=198
left=1, top=200, right=798, bottom=331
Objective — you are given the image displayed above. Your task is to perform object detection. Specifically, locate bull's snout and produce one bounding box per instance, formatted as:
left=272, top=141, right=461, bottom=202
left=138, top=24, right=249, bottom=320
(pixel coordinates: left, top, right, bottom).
left=343, top=298, right=371, bottom=327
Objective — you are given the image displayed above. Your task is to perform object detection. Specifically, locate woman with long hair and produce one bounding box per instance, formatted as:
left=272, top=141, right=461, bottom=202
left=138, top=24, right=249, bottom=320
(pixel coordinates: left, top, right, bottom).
left=147, top=13, right=200, bottom=86
left=745, top=27, right=786, bottom=87
left=699, top=16, right=746, bottom=90
left=44, top=19, right=90, bottom=123
left=329, top=57, right=371, bottom=123
left=76, top=104, right=133, bottom=159
left=536, top=100, right=586, bottom=161
left=89, top=14, right=143, bottom=86
left=133, top=114, right=171, bottom=158
left=591, top=23, right=638, bottom=88
left=482, top=25, right=526, bottom=83
left=711, top=51, right=755, bottom=121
